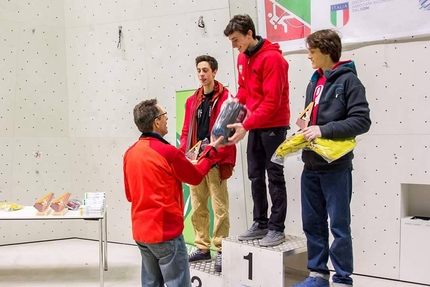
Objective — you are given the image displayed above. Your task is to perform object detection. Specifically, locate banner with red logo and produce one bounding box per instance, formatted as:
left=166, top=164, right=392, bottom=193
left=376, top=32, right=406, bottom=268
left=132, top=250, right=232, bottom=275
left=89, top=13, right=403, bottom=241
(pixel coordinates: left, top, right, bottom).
left=258, top=0, right=430, bottom=52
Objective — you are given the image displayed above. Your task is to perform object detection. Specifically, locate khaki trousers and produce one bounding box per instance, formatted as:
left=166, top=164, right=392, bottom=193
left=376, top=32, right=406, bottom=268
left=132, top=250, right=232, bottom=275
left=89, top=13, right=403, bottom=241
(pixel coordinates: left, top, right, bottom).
left=190, top=166, right=230, bottom=252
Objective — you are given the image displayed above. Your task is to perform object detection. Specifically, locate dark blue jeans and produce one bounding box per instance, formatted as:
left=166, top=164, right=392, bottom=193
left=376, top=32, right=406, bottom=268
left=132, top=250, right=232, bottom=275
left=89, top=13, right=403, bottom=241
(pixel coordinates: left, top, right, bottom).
left=136, top=235, right=190, bottom=287
left=301, top=168, right=353, bottom=285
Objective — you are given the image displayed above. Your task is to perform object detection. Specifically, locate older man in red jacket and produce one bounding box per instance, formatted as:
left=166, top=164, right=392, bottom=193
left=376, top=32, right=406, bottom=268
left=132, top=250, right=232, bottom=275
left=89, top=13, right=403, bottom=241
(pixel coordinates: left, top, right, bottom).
left=124, top=99, right=224, bottom=287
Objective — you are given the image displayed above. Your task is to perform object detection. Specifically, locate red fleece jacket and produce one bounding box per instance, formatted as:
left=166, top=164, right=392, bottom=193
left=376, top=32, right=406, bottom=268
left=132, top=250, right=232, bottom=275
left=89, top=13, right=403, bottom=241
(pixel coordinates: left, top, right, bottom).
left=179, top=83, right=236, bottom=167
left=235, top=39, right=290, bottom=130
left=123, top=134, right=221, bottom=243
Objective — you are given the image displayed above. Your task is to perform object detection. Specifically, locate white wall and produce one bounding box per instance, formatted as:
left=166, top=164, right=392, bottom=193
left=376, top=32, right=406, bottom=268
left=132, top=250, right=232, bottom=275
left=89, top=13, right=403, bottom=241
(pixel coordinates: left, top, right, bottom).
left=2, top=0, right=429, bottom=285
left=0, top=0, right=76, bottom=244
left=63, top=0, right=251, bottom=243
left=0, top=0, right=251, bottom=245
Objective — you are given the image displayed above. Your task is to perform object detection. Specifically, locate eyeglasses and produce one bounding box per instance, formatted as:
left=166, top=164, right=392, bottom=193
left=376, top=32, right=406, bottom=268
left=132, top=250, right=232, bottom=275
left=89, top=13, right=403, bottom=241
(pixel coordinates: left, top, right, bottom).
left=153, top=112, right=167, bottom=121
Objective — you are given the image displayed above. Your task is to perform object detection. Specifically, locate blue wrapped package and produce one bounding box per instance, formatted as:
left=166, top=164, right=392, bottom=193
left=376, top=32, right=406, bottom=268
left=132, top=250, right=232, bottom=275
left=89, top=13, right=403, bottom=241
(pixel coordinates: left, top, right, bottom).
left=212, top=101, right=247, bottom=144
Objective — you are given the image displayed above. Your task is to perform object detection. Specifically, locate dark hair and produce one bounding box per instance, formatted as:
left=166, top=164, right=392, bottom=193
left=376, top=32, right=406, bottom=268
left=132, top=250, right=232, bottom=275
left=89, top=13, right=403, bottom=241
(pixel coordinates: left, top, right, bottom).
left=306, top=29, right=342, bottom=63
left=195, top=55, right=218, bottom=72
left=133, top=99, right=159, bottom=133
left=223, top=14, right=256, bottom=40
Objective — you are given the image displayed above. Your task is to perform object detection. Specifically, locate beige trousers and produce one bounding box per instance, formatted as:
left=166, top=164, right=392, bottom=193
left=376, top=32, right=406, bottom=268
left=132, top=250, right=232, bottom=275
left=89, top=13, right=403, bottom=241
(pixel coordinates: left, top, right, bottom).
left=190, top=166, right=230, bottom=252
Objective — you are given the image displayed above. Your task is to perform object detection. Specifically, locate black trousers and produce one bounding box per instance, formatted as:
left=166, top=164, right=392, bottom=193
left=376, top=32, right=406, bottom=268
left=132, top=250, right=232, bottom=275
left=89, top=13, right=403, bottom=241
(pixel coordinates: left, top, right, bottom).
left=247, top=127, right=288, bottom=232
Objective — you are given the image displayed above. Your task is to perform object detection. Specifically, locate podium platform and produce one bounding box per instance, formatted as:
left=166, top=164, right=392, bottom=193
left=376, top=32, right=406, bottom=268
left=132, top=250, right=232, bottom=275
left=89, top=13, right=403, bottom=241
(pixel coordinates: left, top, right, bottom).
left=189, top=235, right=307, bottom=287
left=190, top=260, right=222, bottom=287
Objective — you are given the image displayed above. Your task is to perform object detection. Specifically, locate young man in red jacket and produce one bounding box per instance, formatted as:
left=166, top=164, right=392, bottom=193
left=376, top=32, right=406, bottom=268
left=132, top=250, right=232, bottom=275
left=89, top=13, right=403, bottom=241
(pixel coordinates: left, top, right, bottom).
left=224, top=14, right=290, bottom=246
left=124, top=99, right=224, bottom=287
left=180, top=55, right=236, bottom=272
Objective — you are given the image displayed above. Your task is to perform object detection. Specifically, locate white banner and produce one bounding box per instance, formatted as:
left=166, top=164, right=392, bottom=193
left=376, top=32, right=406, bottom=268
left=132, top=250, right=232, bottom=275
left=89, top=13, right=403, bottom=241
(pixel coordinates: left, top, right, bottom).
left=257, top=0, right=430, bottom=52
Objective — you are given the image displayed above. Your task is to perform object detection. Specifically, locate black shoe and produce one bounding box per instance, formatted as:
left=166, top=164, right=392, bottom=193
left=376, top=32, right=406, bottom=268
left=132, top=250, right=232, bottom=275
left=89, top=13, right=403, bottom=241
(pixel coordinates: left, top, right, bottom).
left=214, top=252, right=222, bottom=272
left=188, top=249, right=211, bottom=262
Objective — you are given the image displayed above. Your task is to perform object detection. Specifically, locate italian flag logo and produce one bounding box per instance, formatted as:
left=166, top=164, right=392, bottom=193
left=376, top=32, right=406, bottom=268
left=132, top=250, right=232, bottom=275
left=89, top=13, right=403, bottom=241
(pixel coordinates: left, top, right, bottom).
left=419, top=0, right=430, bottom=11
left=331, top=2, right=350, bottom=28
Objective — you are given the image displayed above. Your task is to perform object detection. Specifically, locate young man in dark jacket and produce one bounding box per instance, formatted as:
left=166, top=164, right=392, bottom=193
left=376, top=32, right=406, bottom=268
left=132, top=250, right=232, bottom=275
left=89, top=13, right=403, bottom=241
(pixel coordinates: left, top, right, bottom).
left=292, top=30, right=371, bottom=287
left=223, top=14, right=290, bottom=247
left=180, top=55, right=236, bottom=272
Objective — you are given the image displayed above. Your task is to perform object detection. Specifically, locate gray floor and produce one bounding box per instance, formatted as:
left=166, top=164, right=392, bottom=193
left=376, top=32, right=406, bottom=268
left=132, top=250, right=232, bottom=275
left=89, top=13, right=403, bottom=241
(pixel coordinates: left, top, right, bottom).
left=0, top=239, right=424, bottom=287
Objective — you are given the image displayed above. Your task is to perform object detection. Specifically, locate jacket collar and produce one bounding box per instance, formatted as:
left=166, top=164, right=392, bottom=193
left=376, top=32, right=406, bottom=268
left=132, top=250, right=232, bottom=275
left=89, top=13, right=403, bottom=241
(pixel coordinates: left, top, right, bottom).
left=195, top=80, right=224, bottom=107
left=140, top=132, right=170, bottom=145
left=245, top=36, right=264, bottom=58
left=310, top=60, right=353, bottom=82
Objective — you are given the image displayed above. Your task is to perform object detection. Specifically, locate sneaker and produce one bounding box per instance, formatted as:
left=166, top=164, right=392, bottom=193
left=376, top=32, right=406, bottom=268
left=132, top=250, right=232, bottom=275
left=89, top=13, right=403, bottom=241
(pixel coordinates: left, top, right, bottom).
left=259, top=230, right=285, bottom=247
left=238, top=222, right=268, bottom=241
left=291, top=276, right=330, bottom=287
left=214, top=252, right=222, bottom=272
left=188, top=249, right=211, bottom=262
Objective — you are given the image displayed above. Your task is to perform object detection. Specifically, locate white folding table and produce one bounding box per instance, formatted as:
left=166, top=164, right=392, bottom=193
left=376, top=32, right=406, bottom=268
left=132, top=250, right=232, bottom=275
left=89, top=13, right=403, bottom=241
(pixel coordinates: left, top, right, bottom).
left=0, top=206, right=108, bottom=287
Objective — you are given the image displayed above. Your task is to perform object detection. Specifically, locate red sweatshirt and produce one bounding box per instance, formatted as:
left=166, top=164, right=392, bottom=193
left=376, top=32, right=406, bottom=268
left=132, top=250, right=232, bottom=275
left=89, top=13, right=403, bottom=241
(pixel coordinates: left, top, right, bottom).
left=235, top=39, right=290, bottom=130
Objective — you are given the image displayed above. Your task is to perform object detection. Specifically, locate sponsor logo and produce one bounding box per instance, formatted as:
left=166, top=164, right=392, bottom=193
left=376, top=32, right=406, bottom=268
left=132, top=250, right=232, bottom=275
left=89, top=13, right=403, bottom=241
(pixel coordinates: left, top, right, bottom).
left=264, top=0, right=311, bottom=42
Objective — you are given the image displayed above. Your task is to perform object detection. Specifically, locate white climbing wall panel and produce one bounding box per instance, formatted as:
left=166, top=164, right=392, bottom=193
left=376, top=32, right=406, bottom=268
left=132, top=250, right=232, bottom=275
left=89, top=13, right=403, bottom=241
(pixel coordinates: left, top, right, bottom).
left=63, top=0, right=248, bottom=244
left=0, top=0, right=429, bottom=285
left=0, top=0, right=74, bottom=244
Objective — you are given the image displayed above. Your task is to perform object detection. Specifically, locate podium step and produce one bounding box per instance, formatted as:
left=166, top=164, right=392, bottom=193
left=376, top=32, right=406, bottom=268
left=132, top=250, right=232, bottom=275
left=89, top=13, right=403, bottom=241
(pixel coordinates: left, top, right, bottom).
left=190, top=260, right=222, bottom=287
left=188, top=235, right=307, bottom=287
left=224, top=234, right=307, bottom=254
left=223, top=235, right=307, bottom=287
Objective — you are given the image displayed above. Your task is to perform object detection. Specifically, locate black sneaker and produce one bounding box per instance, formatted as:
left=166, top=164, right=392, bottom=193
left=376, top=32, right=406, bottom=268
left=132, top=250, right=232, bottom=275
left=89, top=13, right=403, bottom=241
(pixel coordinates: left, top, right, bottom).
left=214, top=252, right=222, bottom=272
left=188, top=249, right=211, bottom=262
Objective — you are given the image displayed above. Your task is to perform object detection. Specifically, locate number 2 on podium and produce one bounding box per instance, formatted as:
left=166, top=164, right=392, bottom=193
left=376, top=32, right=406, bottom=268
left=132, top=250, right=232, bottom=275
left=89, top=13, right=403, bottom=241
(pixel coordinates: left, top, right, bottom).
left=243, top=252, right=253, bottom=280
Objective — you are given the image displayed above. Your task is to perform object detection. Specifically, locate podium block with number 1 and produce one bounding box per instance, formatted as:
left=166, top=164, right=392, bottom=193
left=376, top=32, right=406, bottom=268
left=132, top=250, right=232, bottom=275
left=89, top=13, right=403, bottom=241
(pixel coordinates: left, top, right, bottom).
left=222, top=236, right=306, bottom=287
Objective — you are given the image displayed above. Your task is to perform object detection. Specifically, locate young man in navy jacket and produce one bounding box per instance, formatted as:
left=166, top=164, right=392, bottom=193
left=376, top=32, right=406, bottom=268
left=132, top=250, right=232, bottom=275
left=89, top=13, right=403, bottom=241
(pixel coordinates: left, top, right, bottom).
left=292, top=29, right=371, bottom=287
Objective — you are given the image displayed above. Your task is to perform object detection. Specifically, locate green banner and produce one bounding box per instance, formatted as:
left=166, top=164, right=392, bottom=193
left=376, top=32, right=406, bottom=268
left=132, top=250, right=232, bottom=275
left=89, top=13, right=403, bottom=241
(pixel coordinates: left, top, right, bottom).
left=276, top=0, right=311, bottom=24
